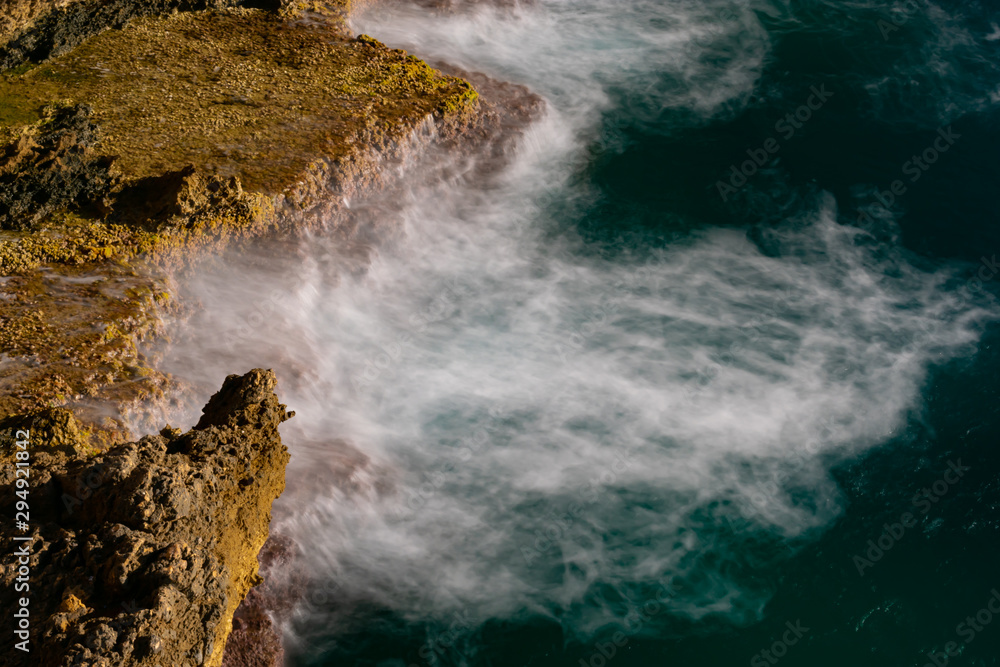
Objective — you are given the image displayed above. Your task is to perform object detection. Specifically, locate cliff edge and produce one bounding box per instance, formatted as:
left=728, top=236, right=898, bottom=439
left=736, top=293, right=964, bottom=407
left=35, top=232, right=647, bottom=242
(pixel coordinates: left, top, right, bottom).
left=0, top=369, right=293, bottom=666
left=0, top=0, right=482, bottom=440
left=0, top=0, right=541, bottom=663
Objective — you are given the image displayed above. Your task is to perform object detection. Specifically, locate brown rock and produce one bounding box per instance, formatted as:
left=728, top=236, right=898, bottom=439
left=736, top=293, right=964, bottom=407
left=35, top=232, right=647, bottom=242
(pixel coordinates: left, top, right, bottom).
left=0, top=368, right=292, bottom=667
left=0, top=103, right=121, bottom=231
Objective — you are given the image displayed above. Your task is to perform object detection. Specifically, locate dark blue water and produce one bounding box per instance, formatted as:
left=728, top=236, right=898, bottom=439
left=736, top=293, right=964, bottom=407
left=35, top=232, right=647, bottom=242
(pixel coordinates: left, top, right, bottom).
left=162, top=1, right=1000, bottom=665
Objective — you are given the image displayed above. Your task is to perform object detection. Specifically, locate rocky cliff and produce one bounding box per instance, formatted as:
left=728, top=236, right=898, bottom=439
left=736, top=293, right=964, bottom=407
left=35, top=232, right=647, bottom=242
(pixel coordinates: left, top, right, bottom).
left=0, top=0, right=540, bottom=663
left=0, top=369, right=292, bottom=666
left=0, top=0, right=483, bottom=437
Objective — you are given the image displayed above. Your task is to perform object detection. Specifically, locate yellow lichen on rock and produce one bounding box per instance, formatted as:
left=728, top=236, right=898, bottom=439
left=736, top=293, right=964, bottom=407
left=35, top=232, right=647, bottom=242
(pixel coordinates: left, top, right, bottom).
left=0, top=7, right=479, bottom=194
left=0, top=369, right=293, bottom=667
left=0, top=5, right=485, bottom=429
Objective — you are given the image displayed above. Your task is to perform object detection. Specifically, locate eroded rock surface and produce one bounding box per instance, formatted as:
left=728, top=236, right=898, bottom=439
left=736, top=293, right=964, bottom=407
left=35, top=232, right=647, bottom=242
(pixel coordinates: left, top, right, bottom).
left=0, top=0, right=243, bottom=69
left=0, top=103, right=120, bottom=231
left=0, top=369, right=293, bottom=666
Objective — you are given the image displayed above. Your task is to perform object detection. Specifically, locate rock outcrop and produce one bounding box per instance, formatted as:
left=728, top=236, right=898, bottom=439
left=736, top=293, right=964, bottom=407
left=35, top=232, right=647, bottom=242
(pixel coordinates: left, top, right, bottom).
left=0, top=3, right=485, bottom=434
left=0, top=1, right=542, bottom=664
left=0, top=369, right=293, bottom=666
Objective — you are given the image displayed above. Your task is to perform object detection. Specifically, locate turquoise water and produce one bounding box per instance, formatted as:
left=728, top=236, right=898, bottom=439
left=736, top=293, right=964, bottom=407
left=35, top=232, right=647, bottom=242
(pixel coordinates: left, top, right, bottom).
left=162, top=1, right=1000, bottom=665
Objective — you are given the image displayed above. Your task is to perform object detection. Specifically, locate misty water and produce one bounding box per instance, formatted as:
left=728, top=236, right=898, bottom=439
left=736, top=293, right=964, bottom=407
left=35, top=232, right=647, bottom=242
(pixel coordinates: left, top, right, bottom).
left=154, top=1, right=1000, bottom=665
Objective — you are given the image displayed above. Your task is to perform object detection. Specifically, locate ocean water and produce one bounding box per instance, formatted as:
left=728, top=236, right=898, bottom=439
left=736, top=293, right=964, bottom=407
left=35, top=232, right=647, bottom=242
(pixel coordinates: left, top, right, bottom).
left=158, top=0, right=1000, bottom=665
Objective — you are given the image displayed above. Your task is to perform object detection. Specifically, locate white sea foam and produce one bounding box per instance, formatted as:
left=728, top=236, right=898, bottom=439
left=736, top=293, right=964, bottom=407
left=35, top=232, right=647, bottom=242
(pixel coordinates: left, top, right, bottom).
left=154, top=0, right=997, bottom=643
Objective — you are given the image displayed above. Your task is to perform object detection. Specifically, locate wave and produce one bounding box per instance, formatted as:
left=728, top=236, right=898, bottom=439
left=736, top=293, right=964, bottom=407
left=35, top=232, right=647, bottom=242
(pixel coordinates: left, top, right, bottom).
left=152, top=0, right=1000, bottom=654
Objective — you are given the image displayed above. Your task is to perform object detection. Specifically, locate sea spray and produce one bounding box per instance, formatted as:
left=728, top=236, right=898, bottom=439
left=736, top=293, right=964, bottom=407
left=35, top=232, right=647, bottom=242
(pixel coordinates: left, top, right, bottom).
left=151, top=0, right=1000, bottom=661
